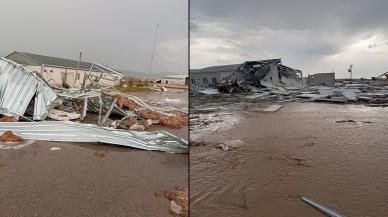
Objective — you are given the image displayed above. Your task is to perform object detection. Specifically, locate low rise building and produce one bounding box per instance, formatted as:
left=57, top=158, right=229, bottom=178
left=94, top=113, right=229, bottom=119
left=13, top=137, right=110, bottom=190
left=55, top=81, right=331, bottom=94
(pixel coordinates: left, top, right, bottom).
left=161, top=74, right=188, bottom=85
left=307, top=72, right=335, bottom=86
left=5, top=51, right=123, bottom=88
left=190, top=64, right=241, bottom=86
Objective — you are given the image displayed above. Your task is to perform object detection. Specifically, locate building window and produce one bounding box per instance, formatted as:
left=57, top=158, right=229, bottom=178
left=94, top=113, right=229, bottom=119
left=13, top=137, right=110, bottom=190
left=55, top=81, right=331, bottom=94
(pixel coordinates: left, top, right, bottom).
left=43, top=69, right=47, bottom=72
left=191, top=78, right=195, bottom=84
left=76, top=73, right=81, bottom=80
left=212, top=77, right=217, bottom=84
left=50, top=70, right=53, bottom=73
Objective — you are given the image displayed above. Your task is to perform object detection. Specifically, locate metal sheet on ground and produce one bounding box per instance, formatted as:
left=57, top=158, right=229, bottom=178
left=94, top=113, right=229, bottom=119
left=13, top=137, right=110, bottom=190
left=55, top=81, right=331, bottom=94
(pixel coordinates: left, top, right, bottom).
left=263, top=104, right=283, bottom=112
left=0, top=121, right=188, bottom=153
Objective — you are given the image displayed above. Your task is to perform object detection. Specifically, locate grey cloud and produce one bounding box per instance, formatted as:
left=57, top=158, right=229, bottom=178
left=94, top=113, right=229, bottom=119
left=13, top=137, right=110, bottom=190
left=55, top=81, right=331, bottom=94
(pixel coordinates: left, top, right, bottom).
left=192, top=0, right=388, bottom=34
left=191, top=0, right=388, bottom=78
left=0, top=0, right=187, bottom=74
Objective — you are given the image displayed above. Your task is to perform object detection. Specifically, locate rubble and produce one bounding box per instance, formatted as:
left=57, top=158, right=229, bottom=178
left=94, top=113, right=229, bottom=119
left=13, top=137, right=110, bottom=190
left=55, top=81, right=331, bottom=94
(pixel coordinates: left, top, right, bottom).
left=48, top=109, right=81, bottom=121
left=191, top=58, right=388, bottom=108
left=164, top=187, right=188, bottom=217
left=0, top=116, right=18, bottom=122
left=0, top=131, right=24, bottom=142
left=263, top=104, right=283, bottom=112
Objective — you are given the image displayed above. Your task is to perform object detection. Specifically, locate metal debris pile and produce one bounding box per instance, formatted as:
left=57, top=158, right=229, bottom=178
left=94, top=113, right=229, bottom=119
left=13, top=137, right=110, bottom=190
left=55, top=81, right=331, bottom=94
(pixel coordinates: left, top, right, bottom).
left=193, top=59, right=388, bottom=107
left=0, top=58, right=188, bottom=153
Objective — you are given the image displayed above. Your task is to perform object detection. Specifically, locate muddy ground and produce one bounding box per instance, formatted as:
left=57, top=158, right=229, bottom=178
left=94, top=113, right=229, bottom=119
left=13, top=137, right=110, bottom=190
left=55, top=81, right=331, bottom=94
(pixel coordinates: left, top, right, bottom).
left=0, top=90, right=188, bottom=217
left=190, top=95, right=388, bottom=217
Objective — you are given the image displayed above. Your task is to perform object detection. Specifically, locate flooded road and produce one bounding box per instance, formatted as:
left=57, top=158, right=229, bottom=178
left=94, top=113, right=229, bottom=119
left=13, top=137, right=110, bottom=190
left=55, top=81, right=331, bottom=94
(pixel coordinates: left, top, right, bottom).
left=0, top=141, right=188, bottom=217
left=190, top=96, right=388, bottom=217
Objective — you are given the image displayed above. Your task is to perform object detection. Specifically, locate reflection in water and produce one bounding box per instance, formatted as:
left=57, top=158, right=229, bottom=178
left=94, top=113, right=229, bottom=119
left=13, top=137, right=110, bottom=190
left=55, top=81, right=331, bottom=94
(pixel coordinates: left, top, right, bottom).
left=190, top=96, right=388, bottom=217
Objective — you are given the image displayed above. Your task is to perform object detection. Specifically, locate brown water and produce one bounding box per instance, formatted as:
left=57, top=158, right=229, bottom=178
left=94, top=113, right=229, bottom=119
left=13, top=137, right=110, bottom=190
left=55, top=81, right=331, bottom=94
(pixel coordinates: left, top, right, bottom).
left=190, top=98, right=388, bottom=217
left=0, top=140, right=188, bottom=217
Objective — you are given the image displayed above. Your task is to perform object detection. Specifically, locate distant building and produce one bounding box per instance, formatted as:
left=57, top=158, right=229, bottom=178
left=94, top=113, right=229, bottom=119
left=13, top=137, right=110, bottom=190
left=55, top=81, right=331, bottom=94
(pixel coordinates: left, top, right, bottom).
left=5, top=51, right=123, bottom=88
left=161, top=74, right=188, bottom=85
left=307, top=73, right=335, bottom=86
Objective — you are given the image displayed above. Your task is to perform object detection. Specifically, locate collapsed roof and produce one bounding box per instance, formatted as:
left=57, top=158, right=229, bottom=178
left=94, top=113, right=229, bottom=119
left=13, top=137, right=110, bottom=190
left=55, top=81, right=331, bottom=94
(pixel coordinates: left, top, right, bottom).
left=215, top=59, right=304, bottom=93
left=0, top=58, right=56, bottom=120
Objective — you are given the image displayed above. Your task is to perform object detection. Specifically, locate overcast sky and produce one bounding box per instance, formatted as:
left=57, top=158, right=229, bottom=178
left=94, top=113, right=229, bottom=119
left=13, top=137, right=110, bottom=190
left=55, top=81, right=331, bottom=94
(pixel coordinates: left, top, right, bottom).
left=0, top=0, right=187, bottom=74
left=191, top=0, right=388, bottom=78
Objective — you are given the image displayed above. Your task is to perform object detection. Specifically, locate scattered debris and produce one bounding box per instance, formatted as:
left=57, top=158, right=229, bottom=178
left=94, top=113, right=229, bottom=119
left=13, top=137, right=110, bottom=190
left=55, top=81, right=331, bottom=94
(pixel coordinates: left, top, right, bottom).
left=50, top=147, right=61, bottom=151
left=140, top=110, right=188, bottom=128
left=197, top=88, right=220, bottom=95
left=94, top=150, right=107, bottom=158
left=129, top=123, right=145, bottom=131
left=164, top=187, right=188, bottom=217
left=336, top=120, right=356, bottom=123
left=217, top=140, right=243, bottom=151
left=245, top=92, right=271, bottom=99
left=190, top=58, right=388, bottom=108
left=302, top=196, right=345, bottom=217
left=263, top=104, right=283, bottom=112
left=0, top=131, right=24, bottom=142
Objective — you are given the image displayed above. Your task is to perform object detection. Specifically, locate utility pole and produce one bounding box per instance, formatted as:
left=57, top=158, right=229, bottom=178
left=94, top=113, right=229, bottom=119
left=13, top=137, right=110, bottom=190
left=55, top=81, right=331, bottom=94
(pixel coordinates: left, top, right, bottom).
left=148, top=24, right=160, bottom=74
left=348, top=65, right=353, bottom=80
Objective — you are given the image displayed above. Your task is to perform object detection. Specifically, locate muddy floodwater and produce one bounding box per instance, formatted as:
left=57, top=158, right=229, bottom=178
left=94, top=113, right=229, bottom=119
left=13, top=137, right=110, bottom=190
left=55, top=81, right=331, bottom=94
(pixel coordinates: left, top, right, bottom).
left=190, top=95, right=388, bottom=217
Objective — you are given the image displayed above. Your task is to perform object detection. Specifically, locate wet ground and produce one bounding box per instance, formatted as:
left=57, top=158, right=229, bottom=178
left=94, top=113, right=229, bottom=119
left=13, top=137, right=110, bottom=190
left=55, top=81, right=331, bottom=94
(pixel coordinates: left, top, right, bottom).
left=190, top=95, right=388, bottom=217
left=130, top=89, right=188, bottom=112
left=0, top=90, right=188, bottom=217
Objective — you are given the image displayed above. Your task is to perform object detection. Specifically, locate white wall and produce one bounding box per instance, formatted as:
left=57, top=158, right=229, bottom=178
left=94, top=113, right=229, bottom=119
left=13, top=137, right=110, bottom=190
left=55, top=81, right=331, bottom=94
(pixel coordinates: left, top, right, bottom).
left=190, top=71, right=233, bottom=86
left=161, top=78, right=187, bottom=85
left=24, top=65, right=123, bottom=88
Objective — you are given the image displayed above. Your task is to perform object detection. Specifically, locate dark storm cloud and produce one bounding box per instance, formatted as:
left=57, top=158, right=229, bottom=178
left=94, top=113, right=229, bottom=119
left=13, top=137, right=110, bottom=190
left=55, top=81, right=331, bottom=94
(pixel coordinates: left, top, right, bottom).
left=0, top=0, right=187, bottom=74
left=191, top=0, right=388, bottom=78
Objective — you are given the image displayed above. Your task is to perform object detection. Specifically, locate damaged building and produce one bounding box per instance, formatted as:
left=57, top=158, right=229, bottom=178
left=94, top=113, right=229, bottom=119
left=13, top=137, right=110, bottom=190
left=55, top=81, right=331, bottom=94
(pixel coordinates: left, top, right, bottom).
left=0, top=58, right=56, bottom=120
left=5, top=51, right=124, bottom=88
left=191, top=59, right=304, bottom=93
left=0, top=57, right=188, bottom=153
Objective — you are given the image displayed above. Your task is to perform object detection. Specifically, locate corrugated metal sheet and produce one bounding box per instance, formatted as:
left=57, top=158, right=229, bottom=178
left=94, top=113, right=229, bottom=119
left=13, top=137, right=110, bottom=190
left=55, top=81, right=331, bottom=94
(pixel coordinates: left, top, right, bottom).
left=0, top=121, right=188, bottom=153
left=0, top=58, right=56, bottom=120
